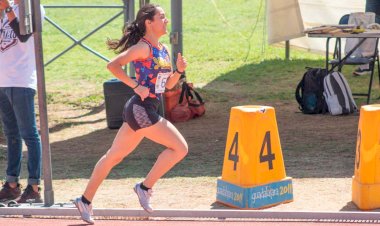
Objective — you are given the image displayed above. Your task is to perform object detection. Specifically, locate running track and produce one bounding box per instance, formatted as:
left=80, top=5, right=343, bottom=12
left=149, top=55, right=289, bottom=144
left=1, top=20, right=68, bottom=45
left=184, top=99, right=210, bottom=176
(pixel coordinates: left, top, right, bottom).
left=1, top=208, right=379, bottom=225
left=0, top=218, right=377, bottom=226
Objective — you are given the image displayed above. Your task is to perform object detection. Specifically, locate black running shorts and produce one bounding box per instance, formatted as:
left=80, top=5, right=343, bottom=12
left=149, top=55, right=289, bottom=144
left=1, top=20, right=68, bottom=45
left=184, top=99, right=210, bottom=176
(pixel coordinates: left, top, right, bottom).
left=122, top=95, right=161, bottom=131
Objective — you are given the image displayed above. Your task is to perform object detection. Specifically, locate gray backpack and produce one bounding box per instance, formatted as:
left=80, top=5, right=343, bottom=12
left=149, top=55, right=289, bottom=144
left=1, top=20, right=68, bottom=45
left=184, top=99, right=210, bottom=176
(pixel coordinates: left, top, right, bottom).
left=323, top=71, right=358, bottom=115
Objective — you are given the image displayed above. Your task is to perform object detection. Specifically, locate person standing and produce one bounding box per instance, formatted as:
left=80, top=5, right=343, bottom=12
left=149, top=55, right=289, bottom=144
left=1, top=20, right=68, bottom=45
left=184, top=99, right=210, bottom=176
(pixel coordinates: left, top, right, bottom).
left=366, top=0, right=380, bottom=23
left=0, top=0, right=44, bottom=203
left=74, top=4, right=188, bottom=224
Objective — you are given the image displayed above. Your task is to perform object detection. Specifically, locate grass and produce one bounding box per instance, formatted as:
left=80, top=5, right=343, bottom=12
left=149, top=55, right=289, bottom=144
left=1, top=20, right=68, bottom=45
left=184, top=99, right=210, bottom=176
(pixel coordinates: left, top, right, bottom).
left=41, top=0, right=324, bottom=106
left=0, top=0, right=377, bottom=209
left=39, top=0, right=377, bottom=107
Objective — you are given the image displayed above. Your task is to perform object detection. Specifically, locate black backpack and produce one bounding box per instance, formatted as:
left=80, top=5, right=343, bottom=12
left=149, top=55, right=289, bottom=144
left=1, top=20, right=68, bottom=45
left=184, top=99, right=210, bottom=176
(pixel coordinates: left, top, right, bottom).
left=295, top=67, right=328, bottom=114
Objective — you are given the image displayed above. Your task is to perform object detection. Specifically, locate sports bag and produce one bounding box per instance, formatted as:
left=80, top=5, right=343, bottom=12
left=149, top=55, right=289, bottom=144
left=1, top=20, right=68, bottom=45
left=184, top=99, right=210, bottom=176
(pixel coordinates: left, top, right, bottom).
left=164, top=86, right=182, bottom=121
left=323, top=71, right=358, bottom=115
left=170, top=103, right=193, bottom=122
left=179, top=82, right=205, bottom=118
left=295, top=67, right=328, bottom=114
left=170, top=81, right=205, bottom=122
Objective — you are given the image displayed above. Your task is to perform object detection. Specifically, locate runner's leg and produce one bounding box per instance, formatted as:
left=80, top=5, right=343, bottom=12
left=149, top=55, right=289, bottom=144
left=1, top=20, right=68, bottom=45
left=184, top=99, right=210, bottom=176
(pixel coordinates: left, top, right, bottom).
left=140, top=117, right=188, bottom=188
left=83, top=122, right=144, bottom=201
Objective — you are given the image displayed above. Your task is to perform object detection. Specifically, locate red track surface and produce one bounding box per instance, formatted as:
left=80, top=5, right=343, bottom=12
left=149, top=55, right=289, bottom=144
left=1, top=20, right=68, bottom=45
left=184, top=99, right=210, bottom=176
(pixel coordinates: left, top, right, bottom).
left=0, top=218, right=376, bottom=226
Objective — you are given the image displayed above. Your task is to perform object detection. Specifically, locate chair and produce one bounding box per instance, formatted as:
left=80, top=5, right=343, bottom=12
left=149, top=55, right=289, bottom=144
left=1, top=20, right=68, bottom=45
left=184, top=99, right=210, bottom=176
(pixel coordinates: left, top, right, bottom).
left=329, top=13, right=380, bottom=104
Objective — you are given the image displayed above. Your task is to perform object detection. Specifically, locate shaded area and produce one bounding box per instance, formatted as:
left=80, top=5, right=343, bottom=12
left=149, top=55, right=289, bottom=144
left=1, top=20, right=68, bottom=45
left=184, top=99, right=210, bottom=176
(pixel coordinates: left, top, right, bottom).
left=64, top=102, right=105, bottom=119
left=210, top=201, right=230, bottom=210
left=201, top=59, right=365, bottom=179
left=49, top=118, right=105, bottom=133
left=0, top=124, right=4, bottom=145
left=48, top=108, right=228, bottom=179
left=47, top=59, right=363, bottom=179
left=340, top=201, right=380, bottom=212
left=0, top=59, right=375, bottom=180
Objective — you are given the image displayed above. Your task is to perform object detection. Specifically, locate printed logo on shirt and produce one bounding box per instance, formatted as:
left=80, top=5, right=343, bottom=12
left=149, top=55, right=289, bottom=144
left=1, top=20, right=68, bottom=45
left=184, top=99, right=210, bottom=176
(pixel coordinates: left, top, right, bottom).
left=153, top=56, right=171, bottom=70
left=0, top=21, right=18, bottom=52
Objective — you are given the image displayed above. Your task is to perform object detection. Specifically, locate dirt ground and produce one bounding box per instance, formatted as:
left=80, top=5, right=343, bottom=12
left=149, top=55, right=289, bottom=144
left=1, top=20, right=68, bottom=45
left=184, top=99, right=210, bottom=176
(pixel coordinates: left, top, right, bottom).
left=0, top=96, right=375, bottom=212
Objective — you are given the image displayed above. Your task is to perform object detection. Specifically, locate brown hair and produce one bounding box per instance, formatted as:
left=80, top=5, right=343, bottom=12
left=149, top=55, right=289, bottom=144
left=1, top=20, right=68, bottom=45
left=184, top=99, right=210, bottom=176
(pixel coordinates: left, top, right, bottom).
left=107, top=4, right=159, bottom=53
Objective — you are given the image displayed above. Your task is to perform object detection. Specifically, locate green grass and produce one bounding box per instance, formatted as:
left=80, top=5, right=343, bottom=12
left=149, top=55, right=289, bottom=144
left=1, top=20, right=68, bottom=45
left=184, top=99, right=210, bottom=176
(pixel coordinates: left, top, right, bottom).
left=40, top=0, right=327, bottom=106
left=40, top=0, right=377, bottom=107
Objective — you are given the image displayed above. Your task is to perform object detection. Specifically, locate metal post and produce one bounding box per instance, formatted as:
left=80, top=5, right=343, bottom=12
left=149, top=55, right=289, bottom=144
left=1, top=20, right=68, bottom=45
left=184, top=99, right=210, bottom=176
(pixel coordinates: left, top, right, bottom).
left=170, top=0, right=183, bottom=66
left=285, top=40, right=290, bottom=60
left=123, top=0, right=135, bottom=77
left=32, top=0, right=54, bottom=206
left=19, top=0, right=33, bottom=35
left=165, top=0, right=183, bottom=118
left=139, top=0, right=150, bottom=8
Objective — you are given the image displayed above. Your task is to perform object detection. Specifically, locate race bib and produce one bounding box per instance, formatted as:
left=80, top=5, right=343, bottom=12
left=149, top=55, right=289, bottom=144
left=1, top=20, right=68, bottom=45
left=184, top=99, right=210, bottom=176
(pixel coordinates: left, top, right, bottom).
left=155, top=72, right=171, bottom=94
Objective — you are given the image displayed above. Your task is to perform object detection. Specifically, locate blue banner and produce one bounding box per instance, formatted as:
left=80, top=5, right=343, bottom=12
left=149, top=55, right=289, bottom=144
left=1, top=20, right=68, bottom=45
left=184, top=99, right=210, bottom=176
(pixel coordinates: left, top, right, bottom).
left=216, top=178, right=293, bottom=209
left=247, top=179, right=293, bottom=208
left=216, top=179, right=247, bottom=208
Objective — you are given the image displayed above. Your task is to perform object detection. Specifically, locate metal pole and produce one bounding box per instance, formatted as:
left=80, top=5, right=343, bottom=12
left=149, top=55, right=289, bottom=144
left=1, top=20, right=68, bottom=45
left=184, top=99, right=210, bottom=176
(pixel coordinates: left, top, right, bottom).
left=285, top=40, right=290, bottom=60
left=170, top=0, right=183, bottom=67
left=165, top=0, right=183, bottom=118
left=128, top=0, right=135, bottom=77
left=32, top=0, right=54, bottom=206
left=139, top=0, right=149, bottom=8
left=19, top=0, right=33, bottom=35
left=123, top=0, right=135, bottom=77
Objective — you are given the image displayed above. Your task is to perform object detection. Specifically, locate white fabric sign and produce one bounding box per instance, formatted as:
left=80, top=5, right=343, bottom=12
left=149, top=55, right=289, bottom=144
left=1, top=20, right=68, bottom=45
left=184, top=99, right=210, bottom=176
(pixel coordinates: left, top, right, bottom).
left=267, top=0, right=305, bottom=44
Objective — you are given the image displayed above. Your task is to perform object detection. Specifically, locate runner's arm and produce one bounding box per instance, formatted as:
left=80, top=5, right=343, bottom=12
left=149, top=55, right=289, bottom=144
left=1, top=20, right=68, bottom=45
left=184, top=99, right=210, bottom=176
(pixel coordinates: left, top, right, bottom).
left=166, top=53, right=187, bottom=89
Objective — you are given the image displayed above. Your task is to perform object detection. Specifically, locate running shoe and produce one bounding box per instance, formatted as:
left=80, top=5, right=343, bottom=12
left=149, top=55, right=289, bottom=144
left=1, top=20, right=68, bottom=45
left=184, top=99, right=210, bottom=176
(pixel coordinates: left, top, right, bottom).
left=73, top=197, right=94, bottom=224
left=134, top=182, right=153, bottom=213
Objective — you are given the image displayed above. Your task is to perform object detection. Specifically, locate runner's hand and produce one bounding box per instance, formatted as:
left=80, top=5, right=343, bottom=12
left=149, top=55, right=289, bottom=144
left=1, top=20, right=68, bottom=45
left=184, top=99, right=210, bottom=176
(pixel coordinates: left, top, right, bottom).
left=0, top=0, right=10, bottom=10
left=134, top=85, right=149, bottom=101
left=176, top=53, right=187, bottom=73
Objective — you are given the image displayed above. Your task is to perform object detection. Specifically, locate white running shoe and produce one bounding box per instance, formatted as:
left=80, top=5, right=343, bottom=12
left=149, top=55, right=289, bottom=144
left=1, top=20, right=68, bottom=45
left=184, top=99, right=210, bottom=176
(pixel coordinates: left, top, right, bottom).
left=74, top=197, right=94, bottom=224
left=134, top=183, right=153, bottom=213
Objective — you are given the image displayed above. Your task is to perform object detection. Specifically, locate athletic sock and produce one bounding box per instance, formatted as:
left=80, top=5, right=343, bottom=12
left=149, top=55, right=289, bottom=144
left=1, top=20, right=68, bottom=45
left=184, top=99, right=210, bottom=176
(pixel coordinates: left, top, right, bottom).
left=81, top=195, right=91, bottom=205
left=140, top=183, right=151, bottom=191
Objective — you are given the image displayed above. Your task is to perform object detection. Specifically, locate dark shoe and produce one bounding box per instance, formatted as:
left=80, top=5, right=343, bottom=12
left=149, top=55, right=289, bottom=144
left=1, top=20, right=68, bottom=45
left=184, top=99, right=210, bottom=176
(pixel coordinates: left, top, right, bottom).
left=16, top=185, right=43, bottom=203
left=353, top=68, right=371, bottom=76
left=0, top=182, right=21, bottom=201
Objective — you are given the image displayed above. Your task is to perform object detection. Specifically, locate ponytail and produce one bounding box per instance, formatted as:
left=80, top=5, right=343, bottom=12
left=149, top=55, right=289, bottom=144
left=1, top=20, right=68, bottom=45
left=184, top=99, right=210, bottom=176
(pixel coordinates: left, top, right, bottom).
left=107, top=4, right=159, bottom=53
left=107, top=22, right=144, bottom=53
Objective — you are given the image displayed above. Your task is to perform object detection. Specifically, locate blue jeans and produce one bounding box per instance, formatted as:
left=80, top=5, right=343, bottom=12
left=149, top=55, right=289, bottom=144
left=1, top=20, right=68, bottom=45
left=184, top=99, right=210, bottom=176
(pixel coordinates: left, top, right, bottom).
left=0, top=87, right=41, bottom=185
left=366, top=0, right=380, bottom=23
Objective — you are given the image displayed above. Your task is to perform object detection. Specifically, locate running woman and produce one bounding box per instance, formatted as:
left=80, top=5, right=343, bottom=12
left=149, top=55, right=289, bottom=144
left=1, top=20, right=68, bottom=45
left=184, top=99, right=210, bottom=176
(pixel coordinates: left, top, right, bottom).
left=74, top=4, right=188, bottom=224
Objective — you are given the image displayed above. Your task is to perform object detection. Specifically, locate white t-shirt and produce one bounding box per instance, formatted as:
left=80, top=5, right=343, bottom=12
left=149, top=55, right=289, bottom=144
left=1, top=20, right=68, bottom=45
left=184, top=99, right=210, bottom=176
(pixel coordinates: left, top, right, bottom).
left=0, top=4, right=45, bottom=90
